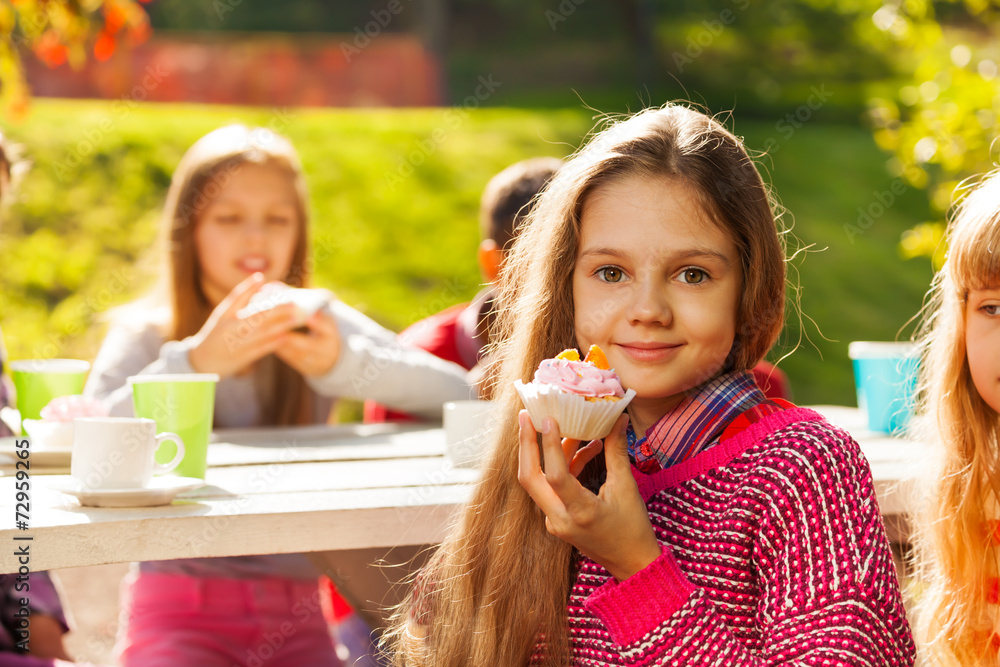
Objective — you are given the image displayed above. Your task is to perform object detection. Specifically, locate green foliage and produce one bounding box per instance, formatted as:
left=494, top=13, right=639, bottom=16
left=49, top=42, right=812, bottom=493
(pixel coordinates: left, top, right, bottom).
left=862, top=1, right=1000, bottom=262
left=742, top=121, right=934, bottom=405
left=0, top=100, right=932, bottom=407
left=652, top=0, right=893, bottom=118
left=144, top=0, right=421, bottom=34
left=441, top=1, right=897, bottom=115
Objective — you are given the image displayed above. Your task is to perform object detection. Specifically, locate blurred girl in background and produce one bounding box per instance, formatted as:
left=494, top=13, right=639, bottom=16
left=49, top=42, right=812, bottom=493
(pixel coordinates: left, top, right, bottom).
left=86, top=124, right=471, bottom=666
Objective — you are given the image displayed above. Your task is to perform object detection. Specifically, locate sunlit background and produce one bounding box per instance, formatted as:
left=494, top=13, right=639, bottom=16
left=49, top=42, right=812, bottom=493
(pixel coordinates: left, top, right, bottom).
left=2, top=0, right=998, bottom=405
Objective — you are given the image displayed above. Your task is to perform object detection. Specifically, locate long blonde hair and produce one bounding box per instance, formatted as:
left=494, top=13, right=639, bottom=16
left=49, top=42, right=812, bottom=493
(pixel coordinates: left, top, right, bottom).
left=160, top=124, right=314, bottom=425
left=383, top=104, right=786, bottom=666
left=914, top=170, right=1000, bottom=665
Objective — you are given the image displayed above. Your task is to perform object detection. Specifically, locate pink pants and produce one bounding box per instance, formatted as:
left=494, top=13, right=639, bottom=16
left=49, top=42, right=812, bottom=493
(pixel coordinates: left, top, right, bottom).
left=116, top=572, right=341, bottom=667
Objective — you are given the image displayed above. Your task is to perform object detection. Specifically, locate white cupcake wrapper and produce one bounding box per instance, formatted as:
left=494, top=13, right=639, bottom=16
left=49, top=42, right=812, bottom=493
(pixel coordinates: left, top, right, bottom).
left=514, top=380, right=636, bottom=441
left=21, top=419, right=74, bottom=451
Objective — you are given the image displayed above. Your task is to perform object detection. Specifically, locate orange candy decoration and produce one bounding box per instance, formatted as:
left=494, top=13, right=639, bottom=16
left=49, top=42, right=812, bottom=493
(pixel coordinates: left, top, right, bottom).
left=555, top=349, right=580, bottom=362
left=584, top=344, right=610, bottom=370
left=554, top=345, right=610, bottom=370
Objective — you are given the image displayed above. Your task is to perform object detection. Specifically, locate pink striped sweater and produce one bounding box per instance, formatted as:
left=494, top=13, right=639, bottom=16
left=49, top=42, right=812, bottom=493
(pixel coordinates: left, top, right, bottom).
left=553, top=407, right=915, bottom=665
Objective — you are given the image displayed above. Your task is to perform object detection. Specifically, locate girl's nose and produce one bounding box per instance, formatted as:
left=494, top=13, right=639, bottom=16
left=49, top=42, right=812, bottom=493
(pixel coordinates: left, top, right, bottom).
left=242, top=219, right=267, bottom=246
left=626, top=280, right=672, bottom=327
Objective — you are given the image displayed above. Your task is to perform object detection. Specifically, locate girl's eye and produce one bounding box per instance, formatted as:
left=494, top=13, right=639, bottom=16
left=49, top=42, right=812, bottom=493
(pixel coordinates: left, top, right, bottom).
left=267, top=216, right=293, bottom=226
left=982, top=304, right=1000, bottom=316
left=678, top=268, right=707, bottom=285
left=597, top=267, right=625, bottom=283
left=214, top=214, right=240, bottom=224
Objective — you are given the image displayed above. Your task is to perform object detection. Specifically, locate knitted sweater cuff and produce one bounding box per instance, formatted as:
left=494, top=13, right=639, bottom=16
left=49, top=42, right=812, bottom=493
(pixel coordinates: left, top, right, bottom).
left=584, top=545, right=695, bottom=647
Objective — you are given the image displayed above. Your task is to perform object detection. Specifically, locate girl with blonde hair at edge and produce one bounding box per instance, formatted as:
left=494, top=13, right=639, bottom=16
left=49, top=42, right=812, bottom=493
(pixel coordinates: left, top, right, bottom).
left=914, top=170, right=1000, bottom=665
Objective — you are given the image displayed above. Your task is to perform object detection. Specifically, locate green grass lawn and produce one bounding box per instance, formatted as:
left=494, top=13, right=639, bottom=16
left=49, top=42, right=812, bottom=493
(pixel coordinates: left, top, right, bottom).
left=0, top=100, right=933, bottom=407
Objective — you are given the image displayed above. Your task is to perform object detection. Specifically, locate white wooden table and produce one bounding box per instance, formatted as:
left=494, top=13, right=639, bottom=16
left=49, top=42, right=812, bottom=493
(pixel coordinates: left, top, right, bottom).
left=0, top=405, right=925, bottom=577
left=0, top=422, right=479, bottom=575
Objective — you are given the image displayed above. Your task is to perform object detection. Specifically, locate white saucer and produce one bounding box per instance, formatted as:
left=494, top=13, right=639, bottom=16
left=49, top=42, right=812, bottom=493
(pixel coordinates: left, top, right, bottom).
left=49, top=476, right=205, bottom=508
left=0, top=437, right=71, bottom=467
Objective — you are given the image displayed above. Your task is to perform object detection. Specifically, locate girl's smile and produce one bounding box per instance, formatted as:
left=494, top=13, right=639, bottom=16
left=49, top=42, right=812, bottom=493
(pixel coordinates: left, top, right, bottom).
left=572, top=174, right=742, bottom=435
left=238, top=255, right=270, bottom=274
left=617, top=340, right=683, bottom=362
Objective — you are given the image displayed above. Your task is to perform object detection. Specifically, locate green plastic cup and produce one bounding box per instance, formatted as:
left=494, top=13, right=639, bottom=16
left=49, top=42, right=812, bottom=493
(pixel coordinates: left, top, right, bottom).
left=128, top=373, right=219, bottom=479
left=9, top=359, right=91, bottom=424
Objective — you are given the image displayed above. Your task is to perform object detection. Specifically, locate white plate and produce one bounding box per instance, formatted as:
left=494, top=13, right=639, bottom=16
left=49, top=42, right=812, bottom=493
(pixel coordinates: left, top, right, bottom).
left=48, top=476, right=205, bottom=508
left=0, top=437, right=71, bottom=467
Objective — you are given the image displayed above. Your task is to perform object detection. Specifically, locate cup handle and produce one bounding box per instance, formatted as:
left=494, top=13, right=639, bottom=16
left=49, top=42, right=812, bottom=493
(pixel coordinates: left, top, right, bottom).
left=152, top=432, right=185, bottom=475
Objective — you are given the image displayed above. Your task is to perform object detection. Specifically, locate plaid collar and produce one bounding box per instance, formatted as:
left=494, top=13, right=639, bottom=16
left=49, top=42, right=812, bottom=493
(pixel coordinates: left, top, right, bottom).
left=627, top=370, right=768, bottom=473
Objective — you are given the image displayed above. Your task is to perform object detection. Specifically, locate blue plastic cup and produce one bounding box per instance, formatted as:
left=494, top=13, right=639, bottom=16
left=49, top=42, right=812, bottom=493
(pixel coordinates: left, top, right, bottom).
left=848, top=342, right=919, bottom=434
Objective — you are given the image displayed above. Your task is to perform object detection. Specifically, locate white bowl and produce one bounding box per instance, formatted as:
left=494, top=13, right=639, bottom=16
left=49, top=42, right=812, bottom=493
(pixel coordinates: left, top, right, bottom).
left=21, top=419, right=74, bottom=452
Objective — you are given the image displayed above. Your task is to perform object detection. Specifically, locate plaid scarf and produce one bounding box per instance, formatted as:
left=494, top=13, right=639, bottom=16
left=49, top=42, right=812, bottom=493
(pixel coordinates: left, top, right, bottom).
left=627, top=370, right=781, bottom=473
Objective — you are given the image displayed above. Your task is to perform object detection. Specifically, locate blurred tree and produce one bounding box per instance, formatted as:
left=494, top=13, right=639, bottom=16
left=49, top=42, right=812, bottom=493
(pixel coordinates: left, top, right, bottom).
left=863, top=1, right=1000, bottom=267
left=143, top=0, right=413, bottom=33
left=651, top=0, right=894, bottom=117
left=0, top=0, right=151, bottom=119
left=651, top=0, right=1000, bottom=265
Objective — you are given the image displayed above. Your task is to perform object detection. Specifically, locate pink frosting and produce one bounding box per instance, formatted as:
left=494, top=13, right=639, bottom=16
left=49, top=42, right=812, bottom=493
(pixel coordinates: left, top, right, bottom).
left=40, top=395, right=109, bottom=422
left=533, top=358, right=625, bottom=398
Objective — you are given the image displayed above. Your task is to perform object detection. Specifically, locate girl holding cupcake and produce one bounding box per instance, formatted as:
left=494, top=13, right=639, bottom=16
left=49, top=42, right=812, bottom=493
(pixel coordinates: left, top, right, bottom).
left=384, top=105, right=915, bottom=665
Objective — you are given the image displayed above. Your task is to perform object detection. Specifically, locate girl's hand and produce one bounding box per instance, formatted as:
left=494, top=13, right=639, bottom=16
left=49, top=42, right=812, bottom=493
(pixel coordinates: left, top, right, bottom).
left=274, top=306, right=342, bottom=377
left=188, top=273, right=300, bottom=378
left=517, top=411, right=661, bottom=582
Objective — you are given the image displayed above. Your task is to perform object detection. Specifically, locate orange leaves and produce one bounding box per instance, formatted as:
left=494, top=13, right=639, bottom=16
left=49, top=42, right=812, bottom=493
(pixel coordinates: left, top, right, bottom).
left=1, top=0, right=152, bottom=117
left=7, top=0, right=151, bottom=68
left=94, top=1, right=151, bottom=60
left=103, top=2, right=127, bottom=34
left=93, top=29, right=114, bottom=60
left=33, top=29, right=67, bottom=67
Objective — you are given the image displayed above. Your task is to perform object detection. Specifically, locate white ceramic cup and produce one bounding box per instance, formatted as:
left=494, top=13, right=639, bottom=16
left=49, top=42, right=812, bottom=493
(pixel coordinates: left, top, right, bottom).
left=443, top=400, right=496, bottom=468
left=71, top=417, right=185, bottom=490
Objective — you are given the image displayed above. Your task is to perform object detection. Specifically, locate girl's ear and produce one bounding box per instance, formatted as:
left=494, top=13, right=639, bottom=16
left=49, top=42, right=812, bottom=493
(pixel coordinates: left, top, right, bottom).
left=478, top=239, right=504, bottom=283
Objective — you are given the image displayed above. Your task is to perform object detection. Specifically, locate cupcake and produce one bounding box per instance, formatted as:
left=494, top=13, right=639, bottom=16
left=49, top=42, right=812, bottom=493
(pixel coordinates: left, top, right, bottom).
left=22, top=395, right=108, bottom=452
left=514, top=345, right=636, bottom=440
